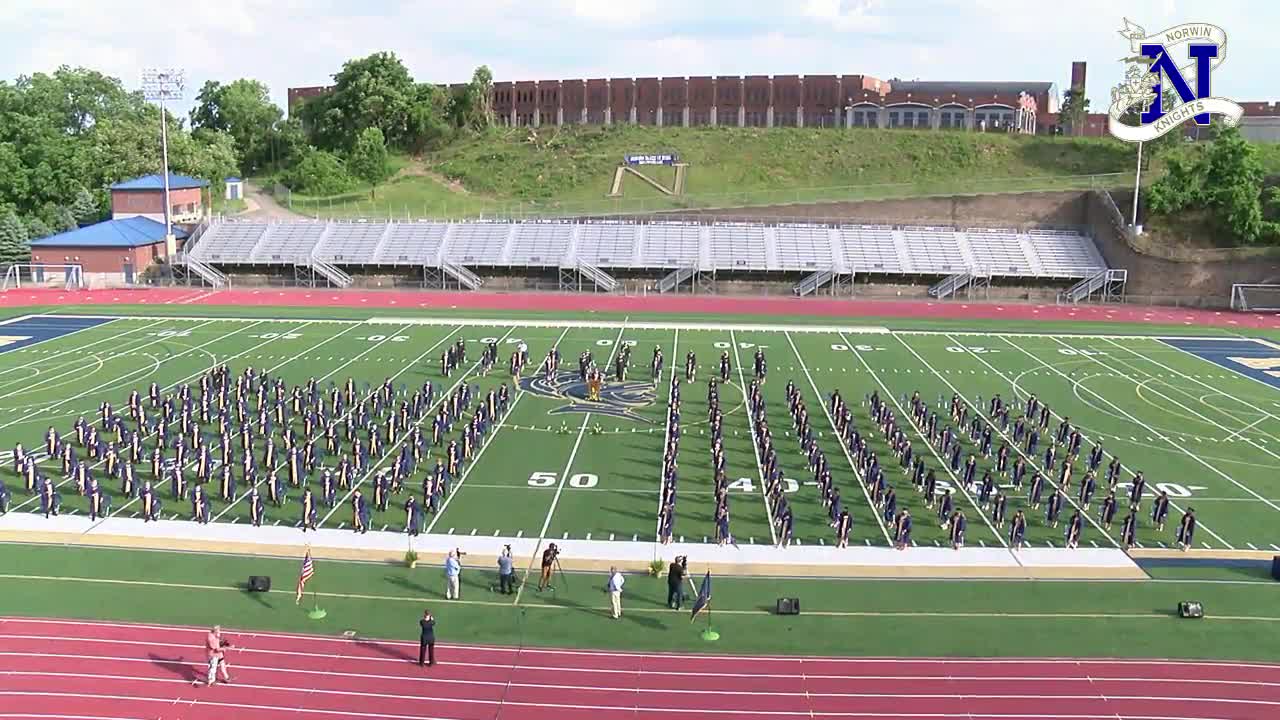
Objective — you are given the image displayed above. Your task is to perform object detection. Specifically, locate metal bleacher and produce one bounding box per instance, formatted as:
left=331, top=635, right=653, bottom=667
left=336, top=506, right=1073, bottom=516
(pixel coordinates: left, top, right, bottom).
left=314, top=222, right=387, bottom=264
left=444, top=222, right=513, bottom=266
left=509, top=222, right=574, bottom=266
left=187, top=218, right=1109, bottom=283
left=1027, top=229, right=1107, bottom=277
left=709, top=222, right=768, bottom=271
left=575, top=222, right=640, bottom=268
left=839, top=224, right=901, bottom=274
left=901, top=226, right=966, bottom=274
left=373, top=222, right=448, bottom=265
left=775, top=224, right=837, bottom=272
left=641, top=222, right=701, bottom=268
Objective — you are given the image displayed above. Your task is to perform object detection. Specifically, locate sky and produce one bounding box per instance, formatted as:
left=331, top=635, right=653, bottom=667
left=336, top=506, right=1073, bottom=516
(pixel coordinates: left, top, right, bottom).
left=0, top=0, right=1274, bottom=118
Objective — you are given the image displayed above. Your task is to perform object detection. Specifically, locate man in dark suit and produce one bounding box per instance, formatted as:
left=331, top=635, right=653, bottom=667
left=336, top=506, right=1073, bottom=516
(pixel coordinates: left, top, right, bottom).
left=666, top=556, right=688, bottom=610
left=418, top=610, right=436, bottom=667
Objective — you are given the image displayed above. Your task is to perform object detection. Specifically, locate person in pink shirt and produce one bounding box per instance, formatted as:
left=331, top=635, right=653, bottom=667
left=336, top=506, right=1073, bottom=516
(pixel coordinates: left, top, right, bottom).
left=202, top=625, right=233, bottom=686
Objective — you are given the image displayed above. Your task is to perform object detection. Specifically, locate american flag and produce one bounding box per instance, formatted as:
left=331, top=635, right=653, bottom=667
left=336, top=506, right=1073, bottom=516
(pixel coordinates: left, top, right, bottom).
left=296, top=548, right=315, bottom=604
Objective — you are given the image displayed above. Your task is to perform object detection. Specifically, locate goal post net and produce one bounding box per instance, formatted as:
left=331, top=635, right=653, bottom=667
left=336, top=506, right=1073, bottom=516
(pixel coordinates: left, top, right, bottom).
left=1, top=263, right=85, bottom=291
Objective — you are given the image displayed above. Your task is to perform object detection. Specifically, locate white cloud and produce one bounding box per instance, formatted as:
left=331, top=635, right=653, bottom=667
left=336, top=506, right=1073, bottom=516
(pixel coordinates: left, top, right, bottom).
left=0, top=0, right=1272, bottom=114
left=800, top=0, right=887, bottom=32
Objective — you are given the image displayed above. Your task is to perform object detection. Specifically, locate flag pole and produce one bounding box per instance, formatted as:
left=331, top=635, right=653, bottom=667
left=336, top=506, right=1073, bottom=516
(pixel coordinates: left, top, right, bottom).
left=701, top=603, right=719, bottom=642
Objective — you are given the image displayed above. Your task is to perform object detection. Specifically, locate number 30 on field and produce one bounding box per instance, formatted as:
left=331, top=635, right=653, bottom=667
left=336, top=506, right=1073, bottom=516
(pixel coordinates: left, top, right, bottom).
left=528, top=471, right=599, bottom=488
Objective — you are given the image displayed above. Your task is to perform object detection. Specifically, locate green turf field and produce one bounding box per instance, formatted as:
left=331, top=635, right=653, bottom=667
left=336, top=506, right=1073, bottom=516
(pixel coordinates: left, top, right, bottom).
left=1, top=310, right=1279, bottom=554
left=1, top=543, right=1278, bottom=660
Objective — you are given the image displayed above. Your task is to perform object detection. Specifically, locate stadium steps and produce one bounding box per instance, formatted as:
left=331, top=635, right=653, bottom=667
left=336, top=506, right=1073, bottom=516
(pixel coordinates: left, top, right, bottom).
left=175, top=254, right=227, bottom=289
left=928, top=272, right=973, bottom=299
left=310, top=256, right=353, bottom=288
left=441, top=259, right=482, bottom=290
left=763, top=227, right=780, bottom=270
left=1018, top=233, right=1047, bottom=276
left=246, top=224, right=282, bottom=262
left=1060, top=268, right=1127, bottom=304
left=560, top=260, right=618, bottom=292
left=793, top=269, right=835, bottom=297
left=658, top=265, right=698, bottom=293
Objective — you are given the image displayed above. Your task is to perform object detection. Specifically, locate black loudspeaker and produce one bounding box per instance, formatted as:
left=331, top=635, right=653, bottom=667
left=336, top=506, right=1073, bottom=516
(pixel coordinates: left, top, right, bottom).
left=775, top=597, right=800, bottom=615
left=1178, top=601, right=1204, bottom=619
left=1271, top=555, right=1280, bottom=581
left=247, top=575, right=271, bottom=592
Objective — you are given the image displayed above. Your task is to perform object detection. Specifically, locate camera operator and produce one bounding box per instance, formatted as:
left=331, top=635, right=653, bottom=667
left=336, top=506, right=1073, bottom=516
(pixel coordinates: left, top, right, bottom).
left=445, top=548, right=465, bottom=600
left=497, top=544, right=515, bottom=595
left=667, top=556, right=688, bottom=610
left=537, top=543, right=559, bottom=592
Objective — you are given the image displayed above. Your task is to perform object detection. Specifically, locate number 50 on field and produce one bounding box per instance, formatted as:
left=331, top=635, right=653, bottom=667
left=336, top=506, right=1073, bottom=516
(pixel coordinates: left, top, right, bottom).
left=528, top=471, right=599, bottom=488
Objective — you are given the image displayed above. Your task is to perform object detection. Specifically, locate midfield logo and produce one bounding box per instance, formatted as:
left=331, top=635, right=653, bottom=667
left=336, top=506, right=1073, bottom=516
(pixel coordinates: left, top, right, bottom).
left=1108, top=18, right=1244, bottom=143
left=519, top=370, right=656, bottom=423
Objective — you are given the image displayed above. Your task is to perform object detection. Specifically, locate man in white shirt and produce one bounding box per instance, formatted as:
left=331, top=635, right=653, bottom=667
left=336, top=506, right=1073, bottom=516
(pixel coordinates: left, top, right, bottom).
left=606, top=566, right=625, bottom=619
left=445, top=550, right=461, bottom=599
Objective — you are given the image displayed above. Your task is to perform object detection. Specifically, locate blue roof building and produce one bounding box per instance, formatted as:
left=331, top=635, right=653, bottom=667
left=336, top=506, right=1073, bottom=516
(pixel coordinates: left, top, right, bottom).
left=110, top=173, right=210, bottom=191
left=30, top=216, right=189, bottom=249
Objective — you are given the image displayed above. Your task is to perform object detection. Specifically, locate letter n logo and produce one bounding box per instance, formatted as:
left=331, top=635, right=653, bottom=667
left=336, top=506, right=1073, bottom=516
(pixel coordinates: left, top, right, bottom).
left=1139, top=42, right=1218, bottom=125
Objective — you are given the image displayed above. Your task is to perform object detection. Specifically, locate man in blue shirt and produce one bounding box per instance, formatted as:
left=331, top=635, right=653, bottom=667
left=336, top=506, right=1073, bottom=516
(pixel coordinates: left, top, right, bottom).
left=497, top=546, right=515, bottom=595
left=445, top=550, right=462, bottom=599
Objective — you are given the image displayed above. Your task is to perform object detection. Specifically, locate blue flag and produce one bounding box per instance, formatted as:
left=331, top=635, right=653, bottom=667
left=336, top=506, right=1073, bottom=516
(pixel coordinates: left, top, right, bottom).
left=689, top=571, right=712, bottom=622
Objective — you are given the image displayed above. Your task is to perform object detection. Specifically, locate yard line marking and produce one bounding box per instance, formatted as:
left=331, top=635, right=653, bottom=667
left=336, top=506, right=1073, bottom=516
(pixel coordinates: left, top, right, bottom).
left=211, top=322, right=431, bottom=522
left=783, top=331, right=890, bottom=544
left=0, top=317, right=168, bottom=386
left=998, top=336, right=1234, bottom=550
left=0, top=318, right=229, bottom=431
left=319, top=324, right=492, bottom=529
left=927, top=333, right=1121, bottom=549
left=653, top=327, right=679, bottom=542
left=731, top=328, right=777, bottom=546
left=517, top=320, right=628, bottom=605
left=1103, top=337, right=1280, bottom=516
left=843, top=332, right=1009, bottom=551
left=9, top=319, right=291, bottom=514
left=427, top=326, right=573, bottom=534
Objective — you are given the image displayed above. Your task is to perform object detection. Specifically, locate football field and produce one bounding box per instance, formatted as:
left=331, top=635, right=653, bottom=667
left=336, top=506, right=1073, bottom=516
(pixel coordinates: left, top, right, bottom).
left=2, top=311, right=1279, bottom=554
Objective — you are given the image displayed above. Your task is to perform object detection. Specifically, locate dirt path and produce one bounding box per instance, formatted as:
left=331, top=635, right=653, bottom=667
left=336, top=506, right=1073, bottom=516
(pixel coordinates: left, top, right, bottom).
left=240, top=181, right=307, bottom=220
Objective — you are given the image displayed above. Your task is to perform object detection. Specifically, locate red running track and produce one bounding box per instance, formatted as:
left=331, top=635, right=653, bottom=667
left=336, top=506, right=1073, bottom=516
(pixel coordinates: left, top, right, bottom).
left=0, top=618, right=1277, bottom=720
left=2, top=286, right=1279, bottom=329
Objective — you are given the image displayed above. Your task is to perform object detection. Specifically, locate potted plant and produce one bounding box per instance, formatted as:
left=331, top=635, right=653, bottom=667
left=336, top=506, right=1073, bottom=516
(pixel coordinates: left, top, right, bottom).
left=648, top=559, right=666, bottom=577
left=404, top=549, right=419, bottom=569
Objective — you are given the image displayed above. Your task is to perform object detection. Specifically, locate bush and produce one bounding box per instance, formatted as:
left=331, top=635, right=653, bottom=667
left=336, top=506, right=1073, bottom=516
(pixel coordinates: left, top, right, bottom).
left=281, top=148, right=356, bottom=196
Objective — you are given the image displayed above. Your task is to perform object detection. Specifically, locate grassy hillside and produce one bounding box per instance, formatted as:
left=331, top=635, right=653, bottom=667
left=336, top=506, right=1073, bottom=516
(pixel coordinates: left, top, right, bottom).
left=284, top=125, right=1139, bottom=219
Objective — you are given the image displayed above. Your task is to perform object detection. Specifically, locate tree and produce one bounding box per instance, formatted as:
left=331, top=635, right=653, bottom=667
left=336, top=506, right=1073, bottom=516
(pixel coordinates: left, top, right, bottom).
left=281, top=148, right=354, bottom=195
left=1057, top=89, right=1089, bottom=136
left=53, top=206, right=77, bottom=232
left=317, top=52, right=416, bottom=149
left=23, top=216, right=51, bottom=241
left=70, top=187, right=99, bottom=224
left=348, top=127, right=391, bottom=199
left=1146, top=126, right=1278, bottom=244
left=0, top=211, right=30, bottom=264
left=407, top=84, right=450, bottom=153
left=189, top=79, right=282, bottom=174
left=470, top=66, right=494, bottom=130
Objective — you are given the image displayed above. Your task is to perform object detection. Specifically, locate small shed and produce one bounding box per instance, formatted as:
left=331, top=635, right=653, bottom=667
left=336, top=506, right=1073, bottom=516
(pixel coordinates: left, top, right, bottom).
left=225, top=177, right=245, bottom=200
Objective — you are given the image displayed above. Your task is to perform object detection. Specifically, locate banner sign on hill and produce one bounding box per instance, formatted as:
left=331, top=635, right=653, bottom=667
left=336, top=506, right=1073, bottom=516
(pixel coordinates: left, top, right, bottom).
left=625, top=153, right=678, bottom=166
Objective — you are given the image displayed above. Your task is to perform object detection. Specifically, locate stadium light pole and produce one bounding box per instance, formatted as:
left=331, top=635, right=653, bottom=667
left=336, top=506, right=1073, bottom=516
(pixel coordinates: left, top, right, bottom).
left=141, top=68, right=186, bottom=257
